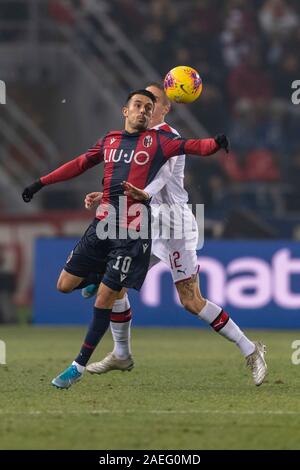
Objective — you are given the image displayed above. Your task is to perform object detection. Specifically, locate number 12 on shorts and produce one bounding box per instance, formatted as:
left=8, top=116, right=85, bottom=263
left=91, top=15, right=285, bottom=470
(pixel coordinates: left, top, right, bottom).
left=169, top=251, right=182, bottom=269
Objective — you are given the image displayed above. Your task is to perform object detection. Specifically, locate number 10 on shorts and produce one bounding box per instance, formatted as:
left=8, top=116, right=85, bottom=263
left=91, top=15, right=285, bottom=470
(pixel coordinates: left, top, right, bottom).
left=112, top=256, right=132, bottom=273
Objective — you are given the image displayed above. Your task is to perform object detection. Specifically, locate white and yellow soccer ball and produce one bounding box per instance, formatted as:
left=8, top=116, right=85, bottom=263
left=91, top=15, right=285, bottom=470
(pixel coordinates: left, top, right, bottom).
left=164, top=66, right=203, bottom=103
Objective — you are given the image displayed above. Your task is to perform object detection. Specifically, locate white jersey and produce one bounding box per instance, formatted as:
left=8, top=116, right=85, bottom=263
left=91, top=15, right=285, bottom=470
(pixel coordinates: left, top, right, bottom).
left=145, top=122, right=188, bottom=205
left=143, top=122, right=199, bottom=283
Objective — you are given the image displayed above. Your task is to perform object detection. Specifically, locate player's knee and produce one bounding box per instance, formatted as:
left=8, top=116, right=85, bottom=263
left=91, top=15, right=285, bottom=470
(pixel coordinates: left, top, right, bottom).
left=94, top=285, right=120, bottom=309
left=56, top=279, right=72, bottom=293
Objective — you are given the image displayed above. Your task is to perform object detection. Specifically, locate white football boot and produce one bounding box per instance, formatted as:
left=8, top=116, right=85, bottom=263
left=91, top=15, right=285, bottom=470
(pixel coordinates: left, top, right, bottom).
left=246, top=341, right=267, bottom=386
left=87, top=352, right=134, bottom=374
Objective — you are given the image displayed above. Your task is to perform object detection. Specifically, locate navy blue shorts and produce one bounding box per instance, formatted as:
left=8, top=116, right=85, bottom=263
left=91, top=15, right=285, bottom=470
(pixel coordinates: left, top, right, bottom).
left=64, top=218, right=151, bottom=291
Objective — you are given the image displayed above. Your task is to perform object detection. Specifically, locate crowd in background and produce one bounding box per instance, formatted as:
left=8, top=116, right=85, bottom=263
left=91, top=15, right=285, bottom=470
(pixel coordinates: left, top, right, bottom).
left=107, top=0, right=300, bottom=220
left=1, top=0, right=300, bottom=233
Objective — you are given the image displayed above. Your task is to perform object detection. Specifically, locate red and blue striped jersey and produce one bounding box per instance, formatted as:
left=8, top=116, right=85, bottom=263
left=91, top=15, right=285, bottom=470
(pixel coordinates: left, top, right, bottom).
left=41, top=128, right=219, bottom=223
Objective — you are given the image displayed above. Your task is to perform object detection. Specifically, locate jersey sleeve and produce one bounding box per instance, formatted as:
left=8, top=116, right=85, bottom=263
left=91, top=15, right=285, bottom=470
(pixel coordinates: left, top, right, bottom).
left=40, top=139, right=104, bottom=185
left=184, top=138, right=219, bottom=156
left=158, top=131, right=219, bottom=159
left=144, top=158, right=176, bottom=197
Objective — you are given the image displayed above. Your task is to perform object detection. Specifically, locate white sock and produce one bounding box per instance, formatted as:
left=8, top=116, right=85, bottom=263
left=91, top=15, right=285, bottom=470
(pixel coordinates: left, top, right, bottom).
left=198, top=300, right=255, bottom=357
left=218, top=319, right=255, bottom=356
left=111, top=294, right=131, bottom=359
left=236, top=335, right=255, bottom=357
left=197, top=300, right=222, bottom=323
left=111, top=320, right=132, bottom=359
left=72, top=361, right=85, bottom=373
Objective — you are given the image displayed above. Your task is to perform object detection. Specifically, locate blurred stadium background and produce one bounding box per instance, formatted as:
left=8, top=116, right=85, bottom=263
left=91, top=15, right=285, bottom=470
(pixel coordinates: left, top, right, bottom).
left=1, top=0, right=300, bottom=450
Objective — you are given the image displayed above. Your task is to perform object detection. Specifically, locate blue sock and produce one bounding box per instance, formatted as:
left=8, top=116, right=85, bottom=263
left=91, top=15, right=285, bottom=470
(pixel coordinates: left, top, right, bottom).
left=75, top=307, right=111, bottom=366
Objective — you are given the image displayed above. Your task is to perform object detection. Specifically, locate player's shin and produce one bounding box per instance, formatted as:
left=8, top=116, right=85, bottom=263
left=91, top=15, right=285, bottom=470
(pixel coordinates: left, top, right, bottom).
left=74, top=307, right=111, bottom=368
left=110, top=294, right=132, bottom=359
left=198, top=300, right=255, bottom=357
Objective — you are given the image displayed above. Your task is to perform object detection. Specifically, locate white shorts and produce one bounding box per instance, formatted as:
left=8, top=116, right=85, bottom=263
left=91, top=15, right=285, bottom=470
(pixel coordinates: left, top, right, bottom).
left=149, top=205, right=199, bottom=283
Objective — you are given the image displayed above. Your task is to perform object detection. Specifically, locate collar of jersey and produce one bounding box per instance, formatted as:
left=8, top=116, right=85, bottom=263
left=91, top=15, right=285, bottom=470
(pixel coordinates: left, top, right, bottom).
left=122, top=130, right=148, bottom=137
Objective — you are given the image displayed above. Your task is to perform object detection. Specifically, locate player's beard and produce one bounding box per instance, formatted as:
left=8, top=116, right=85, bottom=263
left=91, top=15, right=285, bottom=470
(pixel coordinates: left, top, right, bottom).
left=126, top=114, right=148, bottom=132
left=134, top=121, right=148, bottom=131
left=135, top=122, right=147, bottom=131
left=133, top=119, right=148, bottom=131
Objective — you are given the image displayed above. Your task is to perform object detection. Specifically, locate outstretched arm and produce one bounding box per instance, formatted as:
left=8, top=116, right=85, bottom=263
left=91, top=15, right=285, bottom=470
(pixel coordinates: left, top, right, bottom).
left=184, top=134, right=229, bottom=156
left=22, top=139, right=104, bottom=202
left=159, top=132, right=229, bottom=159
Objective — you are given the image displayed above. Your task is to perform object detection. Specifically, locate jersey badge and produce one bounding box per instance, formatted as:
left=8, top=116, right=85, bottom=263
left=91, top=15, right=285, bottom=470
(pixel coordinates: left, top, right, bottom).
left=143, top=135, right=153, bottom=148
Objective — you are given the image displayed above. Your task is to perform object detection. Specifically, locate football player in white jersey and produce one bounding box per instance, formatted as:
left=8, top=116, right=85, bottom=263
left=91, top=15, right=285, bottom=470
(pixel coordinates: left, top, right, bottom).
left=84, top=83, right=267, bottom=386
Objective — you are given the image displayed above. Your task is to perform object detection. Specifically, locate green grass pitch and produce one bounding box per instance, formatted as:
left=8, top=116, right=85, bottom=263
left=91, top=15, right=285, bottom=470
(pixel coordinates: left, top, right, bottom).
left=1, top=326, right=300, bottom=450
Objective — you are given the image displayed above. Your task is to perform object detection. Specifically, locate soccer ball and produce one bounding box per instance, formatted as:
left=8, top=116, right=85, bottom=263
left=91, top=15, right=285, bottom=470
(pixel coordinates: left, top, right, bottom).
left=164, top=66, right=203, bottom=103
